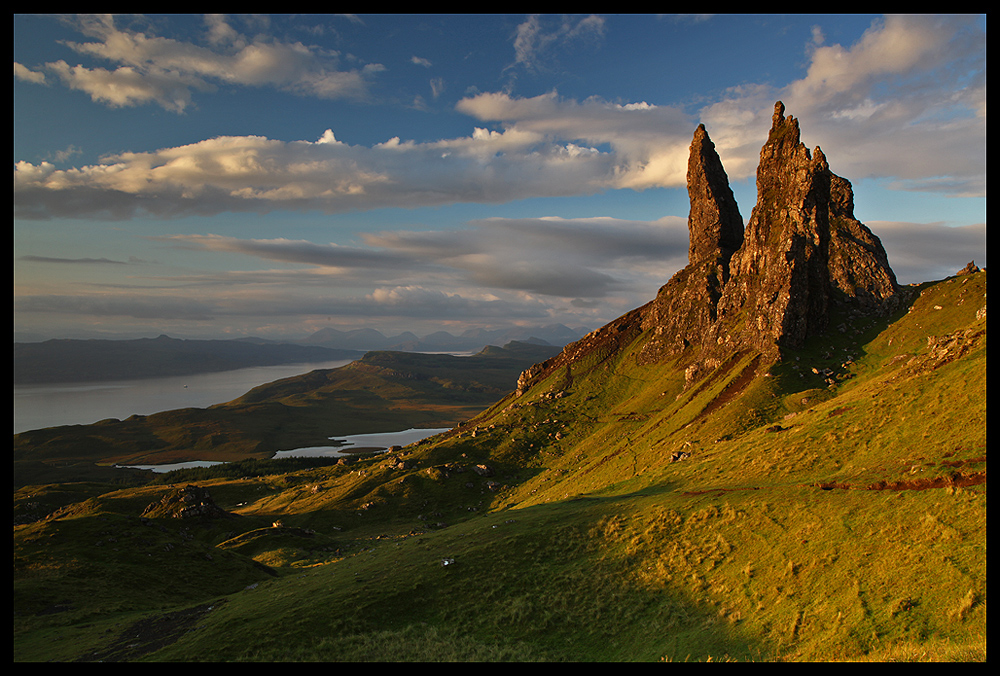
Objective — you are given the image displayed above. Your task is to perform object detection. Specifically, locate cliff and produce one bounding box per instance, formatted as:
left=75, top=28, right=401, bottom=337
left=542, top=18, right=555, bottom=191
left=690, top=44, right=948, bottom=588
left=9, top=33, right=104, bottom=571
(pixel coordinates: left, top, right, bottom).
left=518, top=101, right=903, bottom=392
left=707, top=102, right=900, bottom=360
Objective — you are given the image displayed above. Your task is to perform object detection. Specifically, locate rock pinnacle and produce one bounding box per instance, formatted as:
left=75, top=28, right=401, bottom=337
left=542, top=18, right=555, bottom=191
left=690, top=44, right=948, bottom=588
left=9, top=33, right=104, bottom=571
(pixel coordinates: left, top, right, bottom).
left=638, top=123, right=745, bottom=360
left=686, top=123, right=744, bottom=266
left=709, top=101, right=900, bottom=358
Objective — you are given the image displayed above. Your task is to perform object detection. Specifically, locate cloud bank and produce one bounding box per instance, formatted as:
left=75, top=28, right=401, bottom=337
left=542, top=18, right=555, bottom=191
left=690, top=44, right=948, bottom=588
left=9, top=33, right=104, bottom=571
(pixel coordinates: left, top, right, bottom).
left=15, top=214, right=689, bottom=337
left=14, top=15, right=985, bottom=221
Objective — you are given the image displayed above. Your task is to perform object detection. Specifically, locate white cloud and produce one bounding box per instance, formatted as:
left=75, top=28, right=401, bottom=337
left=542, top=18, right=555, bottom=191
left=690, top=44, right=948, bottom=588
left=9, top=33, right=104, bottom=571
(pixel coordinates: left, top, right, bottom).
left=17, top=14, right=380, bottom=112
left=695, top=15, right=985, bottom=195
left=430, top=77, right=445, bottom=99
left=14, top=62, right=47, bottom=84
left=13, top=109, right=639, bottom=218
left=14, top=14, right=985, bottom=221
left=511, top=14, right=606, bottom=73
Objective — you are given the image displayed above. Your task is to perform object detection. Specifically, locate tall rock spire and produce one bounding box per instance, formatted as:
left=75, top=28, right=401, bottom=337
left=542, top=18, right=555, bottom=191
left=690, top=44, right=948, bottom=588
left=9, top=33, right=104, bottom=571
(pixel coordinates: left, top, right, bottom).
left=515, top=102, right=903, bottom=396
left=686, top=123, right=744, bottom=266
left=708, top=101, right=900, bottom=357
left=638, top=123, right=744, bottom=360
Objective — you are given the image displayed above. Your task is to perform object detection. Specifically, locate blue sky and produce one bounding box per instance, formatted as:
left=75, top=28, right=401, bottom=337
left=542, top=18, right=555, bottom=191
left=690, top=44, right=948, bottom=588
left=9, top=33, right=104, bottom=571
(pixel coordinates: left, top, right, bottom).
left=14, top=14, right=986, bottom=341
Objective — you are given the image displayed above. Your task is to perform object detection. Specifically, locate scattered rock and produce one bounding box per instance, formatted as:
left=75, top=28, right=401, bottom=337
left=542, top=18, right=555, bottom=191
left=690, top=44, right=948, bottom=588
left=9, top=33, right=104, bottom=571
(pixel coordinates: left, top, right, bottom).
left=141, top=485, right=233, bottom=520
left=472, top=464, right=494, bottom=477
left=957, top=260, right=980, bottom=275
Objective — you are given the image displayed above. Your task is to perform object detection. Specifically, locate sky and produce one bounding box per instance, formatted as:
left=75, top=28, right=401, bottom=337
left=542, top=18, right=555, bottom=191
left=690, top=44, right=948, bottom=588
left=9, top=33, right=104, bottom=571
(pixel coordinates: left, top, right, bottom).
left=13, top=14, right=987, bottom=342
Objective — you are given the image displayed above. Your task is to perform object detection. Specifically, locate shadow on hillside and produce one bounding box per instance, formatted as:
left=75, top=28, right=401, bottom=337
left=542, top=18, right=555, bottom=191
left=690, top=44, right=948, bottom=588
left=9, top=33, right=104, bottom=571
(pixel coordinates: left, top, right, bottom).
left=451, top=484, right=777, bottom=661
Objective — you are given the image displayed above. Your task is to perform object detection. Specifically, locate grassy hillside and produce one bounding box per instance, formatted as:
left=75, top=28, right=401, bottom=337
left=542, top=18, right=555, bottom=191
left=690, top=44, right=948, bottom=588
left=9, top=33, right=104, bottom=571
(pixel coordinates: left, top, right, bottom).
left=13, top=271, right=986, bottom=662
left=13, top=341, right=560, bottom=486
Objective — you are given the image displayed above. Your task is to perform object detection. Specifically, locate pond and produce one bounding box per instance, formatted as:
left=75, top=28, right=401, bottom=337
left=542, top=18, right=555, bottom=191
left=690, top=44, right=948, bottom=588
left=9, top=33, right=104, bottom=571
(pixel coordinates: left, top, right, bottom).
left=272, top=427, right=452, bottom=459
left=117, top=427, right=451, bottom=473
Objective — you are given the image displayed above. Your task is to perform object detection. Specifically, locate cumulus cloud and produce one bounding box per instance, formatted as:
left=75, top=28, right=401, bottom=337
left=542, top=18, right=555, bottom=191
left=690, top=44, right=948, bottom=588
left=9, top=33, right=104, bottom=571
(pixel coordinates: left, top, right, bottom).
left=13, top=14, right=985, bottom=222
left=700, top=14, right=986, bottom=195
left=14, top=14, right=380, bottom=112
left=13, top=91, right=699, bottom=219
left=14, top=62, right=47, bottom=84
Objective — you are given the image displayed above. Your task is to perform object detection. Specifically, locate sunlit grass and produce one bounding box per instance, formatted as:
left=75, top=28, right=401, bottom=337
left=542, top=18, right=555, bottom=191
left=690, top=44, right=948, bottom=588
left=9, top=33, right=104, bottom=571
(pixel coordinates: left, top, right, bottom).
left=13, top=272, right=987, bottom=662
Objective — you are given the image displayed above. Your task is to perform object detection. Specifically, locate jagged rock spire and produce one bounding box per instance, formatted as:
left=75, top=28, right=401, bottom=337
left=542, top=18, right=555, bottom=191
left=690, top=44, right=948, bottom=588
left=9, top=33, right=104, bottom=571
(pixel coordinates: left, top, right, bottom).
left=638, top=123, right=744, bottom=360
left=687, top=123, right=744, bottom=266
left=517, top=102, right=903, bottom=395
left=709, top=101, right=900, bottom=357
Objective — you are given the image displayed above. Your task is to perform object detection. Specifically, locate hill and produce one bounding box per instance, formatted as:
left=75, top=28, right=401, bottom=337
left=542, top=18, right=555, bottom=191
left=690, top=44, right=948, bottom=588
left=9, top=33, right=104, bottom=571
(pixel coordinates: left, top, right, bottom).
left=13, top=103, right=985, bottom=662
left=13, top=341, right=562, bottom=486
left=13, top=334, right=363, bottom=384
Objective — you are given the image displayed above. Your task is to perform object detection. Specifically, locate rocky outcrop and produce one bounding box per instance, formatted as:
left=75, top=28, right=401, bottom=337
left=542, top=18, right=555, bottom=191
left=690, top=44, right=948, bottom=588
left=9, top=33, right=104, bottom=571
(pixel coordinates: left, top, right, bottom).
left=707, top=102, right=899, bottom=359
left=957, top=260, right=981, bottom=276
left=516, top=101, right=902, bottom=394
left=639, top=123, right=744, bottom=361
left=686, top=124, right=745, bottom=264
left=141, top=484, right=233, bottom=520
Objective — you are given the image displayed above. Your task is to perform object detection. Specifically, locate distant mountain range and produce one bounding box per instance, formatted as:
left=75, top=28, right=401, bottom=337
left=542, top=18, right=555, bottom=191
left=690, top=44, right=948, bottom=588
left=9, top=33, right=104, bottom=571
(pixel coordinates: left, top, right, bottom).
left=13, top=325, right=587, bottom=385
left=13, top=335, right=363, bottom=385
left=291, top=323, right=586, bottom=353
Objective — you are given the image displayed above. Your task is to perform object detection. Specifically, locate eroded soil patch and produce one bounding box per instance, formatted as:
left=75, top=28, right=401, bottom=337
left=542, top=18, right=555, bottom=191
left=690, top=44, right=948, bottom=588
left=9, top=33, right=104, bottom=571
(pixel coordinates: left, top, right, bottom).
left=78, top=599, right=225, bottom=662
left=682, top=470, right=985, bottom=498
left=815, top=470, right=986, bottom=492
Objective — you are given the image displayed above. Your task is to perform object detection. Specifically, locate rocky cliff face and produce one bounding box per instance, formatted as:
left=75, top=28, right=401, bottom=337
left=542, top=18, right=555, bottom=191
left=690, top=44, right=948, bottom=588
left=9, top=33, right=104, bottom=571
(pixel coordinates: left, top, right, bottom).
left=706, top=102, right=900, bottom=360
left=639, top=123, right=744, bottom=362
left=516, top=101, right=902, bottom=394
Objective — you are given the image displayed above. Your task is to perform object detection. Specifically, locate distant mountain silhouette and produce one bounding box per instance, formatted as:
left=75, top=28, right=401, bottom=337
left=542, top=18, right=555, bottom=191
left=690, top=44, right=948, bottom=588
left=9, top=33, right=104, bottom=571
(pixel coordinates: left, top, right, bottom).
left=13, top=335, right=363, bottom=384
left=297, top=324, right=586, bottom=353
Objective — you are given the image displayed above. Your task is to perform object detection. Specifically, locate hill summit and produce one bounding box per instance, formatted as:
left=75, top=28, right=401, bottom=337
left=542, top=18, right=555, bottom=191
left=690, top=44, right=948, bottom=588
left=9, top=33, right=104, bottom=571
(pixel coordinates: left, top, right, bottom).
left=519, top=101, right=904, bottom=394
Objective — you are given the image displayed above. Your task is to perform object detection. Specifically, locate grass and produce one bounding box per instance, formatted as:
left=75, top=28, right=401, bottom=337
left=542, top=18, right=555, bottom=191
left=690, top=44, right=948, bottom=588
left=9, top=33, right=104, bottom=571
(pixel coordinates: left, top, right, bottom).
left=12, top=271, right=986, bottom=662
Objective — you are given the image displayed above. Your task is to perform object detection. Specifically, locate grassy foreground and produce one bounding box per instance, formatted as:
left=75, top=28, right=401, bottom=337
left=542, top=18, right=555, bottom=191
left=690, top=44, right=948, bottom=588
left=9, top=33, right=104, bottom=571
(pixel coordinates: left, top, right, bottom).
left=13, top=271, right=986, bottom=661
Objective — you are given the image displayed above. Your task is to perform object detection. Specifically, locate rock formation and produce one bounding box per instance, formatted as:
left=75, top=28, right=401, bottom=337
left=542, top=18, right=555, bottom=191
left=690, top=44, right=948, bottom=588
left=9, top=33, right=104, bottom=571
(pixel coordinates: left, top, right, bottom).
left=141, top=484, right=233, bottom=520
left=639, top=123, right=744, bottom=361
left=706, top=102, right=899, bottom=360
left=515, top=101, right=902, bottom=394
left=686, top=123, right=746, bottom=264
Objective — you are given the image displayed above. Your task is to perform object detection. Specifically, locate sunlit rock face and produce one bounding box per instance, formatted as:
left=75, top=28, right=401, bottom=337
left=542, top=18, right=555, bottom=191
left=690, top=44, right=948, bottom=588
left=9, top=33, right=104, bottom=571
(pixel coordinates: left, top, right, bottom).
left=519, top=101, right=904, bottom=391
left=639, top=122, right=744, bottom=360
left=708, top=101, right=900, bottom=359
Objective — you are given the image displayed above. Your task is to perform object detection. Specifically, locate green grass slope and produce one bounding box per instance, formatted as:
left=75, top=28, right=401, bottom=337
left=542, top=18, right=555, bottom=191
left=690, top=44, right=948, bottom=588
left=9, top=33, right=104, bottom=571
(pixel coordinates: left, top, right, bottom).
left=13, top=271, right=985, bottom=662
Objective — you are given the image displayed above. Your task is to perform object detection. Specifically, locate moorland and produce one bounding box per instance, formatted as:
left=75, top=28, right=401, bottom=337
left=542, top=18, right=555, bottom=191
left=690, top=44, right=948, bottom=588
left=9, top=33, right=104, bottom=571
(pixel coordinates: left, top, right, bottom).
left=13, top=103, right=985, bottom=662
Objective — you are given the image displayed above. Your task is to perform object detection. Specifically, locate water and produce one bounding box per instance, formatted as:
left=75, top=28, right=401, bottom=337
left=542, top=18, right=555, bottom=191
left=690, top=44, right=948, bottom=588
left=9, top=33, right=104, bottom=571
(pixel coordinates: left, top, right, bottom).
left=116, top=427, right=450, bottom=473
left=13, top=359, right=354, bottom=434
left=273, top=428, right=452, bottom=459
left=117, top=460, right=226, bottom=473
